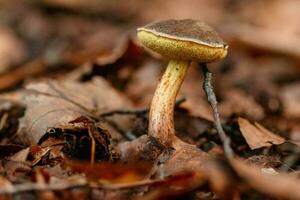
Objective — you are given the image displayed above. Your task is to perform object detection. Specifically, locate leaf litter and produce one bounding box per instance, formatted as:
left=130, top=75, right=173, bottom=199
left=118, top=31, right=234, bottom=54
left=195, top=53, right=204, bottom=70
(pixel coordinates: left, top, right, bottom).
left=0, top=0, right=300, bottom=199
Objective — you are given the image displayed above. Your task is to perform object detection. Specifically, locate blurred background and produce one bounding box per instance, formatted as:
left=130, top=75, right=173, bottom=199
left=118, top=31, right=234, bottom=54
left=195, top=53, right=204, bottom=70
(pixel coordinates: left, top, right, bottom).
left=0, top=0, right=300, bottom=139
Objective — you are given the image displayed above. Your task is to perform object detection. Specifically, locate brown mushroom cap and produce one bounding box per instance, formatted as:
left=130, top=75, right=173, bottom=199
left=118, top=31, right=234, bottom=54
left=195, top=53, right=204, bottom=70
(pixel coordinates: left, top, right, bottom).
left=137, top=19, right=228, bottom=62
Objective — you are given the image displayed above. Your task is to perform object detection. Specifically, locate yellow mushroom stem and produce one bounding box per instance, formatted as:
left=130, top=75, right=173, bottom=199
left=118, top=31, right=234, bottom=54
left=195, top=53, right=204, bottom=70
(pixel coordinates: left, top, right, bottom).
left=149, top=60, right=190, bottom=146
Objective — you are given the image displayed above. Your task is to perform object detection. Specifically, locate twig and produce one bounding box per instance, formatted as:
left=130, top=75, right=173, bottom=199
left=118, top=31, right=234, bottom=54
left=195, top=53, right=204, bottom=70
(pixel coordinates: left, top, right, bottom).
left=100, top=97, right=186, bottom=118
left=279, top=147, right=300, bottom=172
left=0, top=177, right=175, bottom=195
left=88, top=126, right=96, bottom=165
left=100, top=98, right=186, bottom=140
left=0, top=180, right=88, bottom=195
left=200, top=63, right=233, bottom=158
left=0, top=112, right=8, bottom=130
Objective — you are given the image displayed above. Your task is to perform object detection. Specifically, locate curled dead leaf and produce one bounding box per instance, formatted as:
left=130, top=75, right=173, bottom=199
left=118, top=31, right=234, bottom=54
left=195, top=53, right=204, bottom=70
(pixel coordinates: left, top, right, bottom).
left=238, top=117, right=285, bottom=149
left=230, top=158, right=300, bottom=200
left=17, top=78, right=131, bottom=145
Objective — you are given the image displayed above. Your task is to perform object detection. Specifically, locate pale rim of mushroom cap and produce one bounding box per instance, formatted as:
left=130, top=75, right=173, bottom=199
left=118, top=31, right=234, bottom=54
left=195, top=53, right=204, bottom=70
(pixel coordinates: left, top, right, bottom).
left=137, top=19, right=228, bottom=48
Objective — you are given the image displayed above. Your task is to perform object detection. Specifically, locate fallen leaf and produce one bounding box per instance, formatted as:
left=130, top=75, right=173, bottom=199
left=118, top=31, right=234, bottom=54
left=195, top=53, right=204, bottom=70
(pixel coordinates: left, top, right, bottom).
left=245, top=155, right=281, bottom=168
left=0, top=145, right=25, bottom=159
left=2, top=160, right=31, bottom=182
left=81, top=38, right=145, bottom=92
left=0, top=176, right=13, bottom=200
left=17, top=78, right=132, bottom=145
left=238, top=117, right=285, bottom=149
left=281, top=82, right=300, bottom=118
left=34, top=169, right=57, bottom=200
left=40, top=0, right=141, bottom=19
left=230, top=158, right=300, bottom=200
left=179, top=65, right=213, bottom=120
left=0, top=27, right=25, bottom=74
left=156, top=137, right=208, bottom=177
left=225, top=0, right=300, bottom=60
left=204, top=159, right=241, bottom=199
left=136, top=172, right=205, bottom=200
left=219, top=89, right=264, bottom=120
left=117, top=135, right=164, bottom=163
left=8, top=147, right=30, bottom=162
left=0, top=59, right=47, bottom=91
left=126, top=60, right=162, bottom=106
left=118, top=135, right=208, bottom=179
left=225, top=23, right=300, bottom=60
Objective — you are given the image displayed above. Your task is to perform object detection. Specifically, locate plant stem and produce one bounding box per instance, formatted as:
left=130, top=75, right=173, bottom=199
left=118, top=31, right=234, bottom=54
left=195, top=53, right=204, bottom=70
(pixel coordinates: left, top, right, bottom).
left=149, top=60, right=189, bottom=146
left=201, top=63, right=233, bottom=158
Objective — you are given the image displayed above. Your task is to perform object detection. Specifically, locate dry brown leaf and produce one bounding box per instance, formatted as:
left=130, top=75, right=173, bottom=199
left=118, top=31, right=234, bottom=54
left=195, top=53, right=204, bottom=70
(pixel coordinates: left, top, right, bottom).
left=135, top=172, right=205, bottom=200
left=141, top=0, right=225, bottom=26
left=230, top=158, right=300, bottom=200
left=233, top=0, right=300, bottom=34
left=245, top=155, right=281, bottom=168
left=0, top=59, right=47, bottom=91
left=224, top=0, right=300, bottom=60
left=34, top=169, right=57, bottom=200
left=204, top=159, right=241, bottom=199
left=0, top=27, right=25, bottom=74
left=203, top=157, right=300, bottom=199
left=0, top=176, right=13, bottom=200
left=156, top=137, right=208, bottom=177
left=40, top=0, right=141, bottom=19
left=0, top=145, right=25, bottom=159
left=281, top=82, right=300, bottom=118
left=219, top=89, right=264, bottom=120
left=126, top=60, right=162, bottom=106
left=118, top=135, right=208, bottom=179
left=2, top=160, right=32, bottom=182
left=8, top=147, right=30, bottom=162
left=117, top=135, right=164, bottom=163
left=225, top=23, right=300, bottom=60
left=238, top=117, right=285, bottom=149
left=17, top=78, right=131, bottom=145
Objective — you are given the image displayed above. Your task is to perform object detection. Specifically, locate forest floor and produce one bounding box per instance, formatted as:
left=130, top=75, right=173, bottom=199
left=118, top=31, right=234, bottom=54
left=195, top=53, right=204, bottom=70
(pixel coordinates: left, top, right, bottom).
left=0, top=0, right=300, bottom=199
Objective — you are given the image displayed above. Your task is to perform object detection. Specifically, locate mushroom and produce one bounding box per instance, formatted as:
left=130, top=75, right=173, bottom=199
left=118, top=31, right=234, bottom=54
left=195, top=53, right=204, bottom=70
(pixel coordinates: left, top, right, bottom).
left=137, top=19, right=229, bottom=148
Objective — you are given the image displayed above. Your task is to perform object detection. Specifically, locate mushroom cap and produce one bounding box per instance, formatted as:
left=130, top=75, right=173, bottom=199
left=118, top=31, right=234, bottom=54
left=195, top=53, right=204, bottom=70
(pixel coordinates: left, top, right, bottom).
left=137, top=19, right=228, bottom=62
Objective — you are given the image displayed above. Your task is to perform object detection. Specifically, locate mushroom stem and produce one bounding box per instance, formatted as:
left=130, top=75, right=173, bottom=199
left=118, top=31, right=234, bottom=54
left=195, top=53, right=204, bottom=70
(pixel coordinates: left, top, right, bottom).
left=149, top=60, right=189, bottom=146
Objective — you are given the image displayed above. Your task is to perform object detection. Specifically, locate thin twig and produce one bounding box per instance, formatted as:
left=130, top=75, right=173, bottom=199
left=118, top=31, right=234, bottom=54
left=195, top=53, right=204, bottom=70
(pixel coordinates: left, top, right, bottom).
left=0, top=112, right=8, bottom=130
left=0, top=180, right=88, bottom=195
left=200, top=63, right=233, bottom=158
left=88, top=126, right=96, bottom=165
left=100, top=97, right=186, bottom=118
left=100, top=98, right=186, bottom=141
left=0, top=177, right=172, bottom=195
